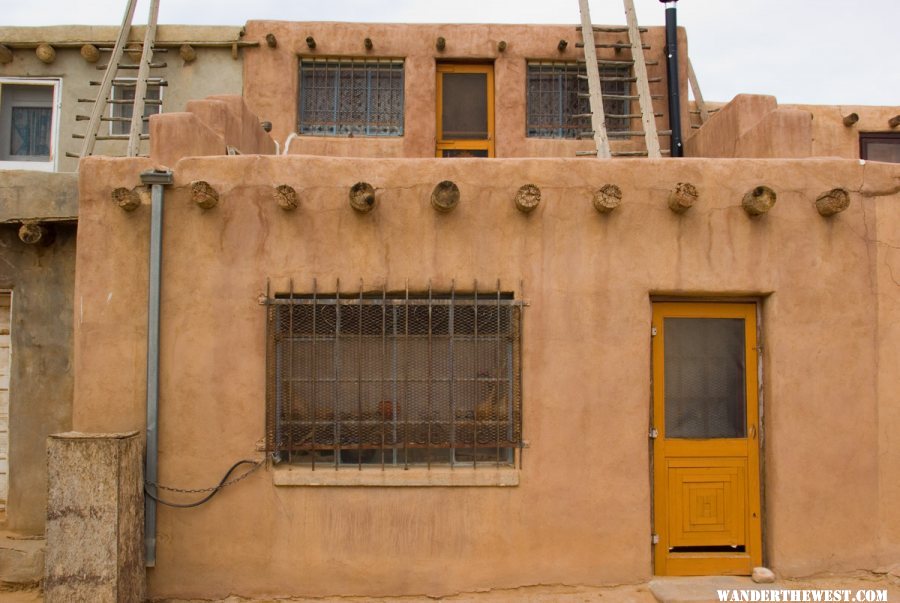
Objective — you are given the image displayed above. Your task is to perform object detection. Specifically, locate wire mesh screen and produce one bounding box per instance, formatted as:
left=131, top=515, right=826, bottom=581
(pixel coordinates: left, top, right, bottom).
left=663, top=318, right=747, bottom=439
left=526, top=62, right=631, bottom=139
left=298, top=58, right=404, bottom=136
left=265, top=283, right=524, bottom=468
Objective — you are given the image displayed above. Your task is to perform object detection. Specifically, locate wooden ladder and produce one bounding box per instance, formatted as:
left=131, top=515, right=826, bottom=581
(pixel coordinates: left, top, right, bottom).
left=576, top=0, right=666, bottom=158
left=71, top=0, right=165, bottom=159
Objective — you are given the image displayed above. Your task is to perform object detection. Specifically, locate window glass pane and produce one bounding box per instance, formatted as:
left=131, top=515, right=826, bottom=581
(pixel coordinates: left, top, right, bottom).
left=298, top=59, right=404, bottom=137
left=865, top=141, right=900, bottom=163
left=525, top=62, right=630, bottom=139
left=441, top=73, right=488, bottom=140
left=10, top=107, right=51, bottom=156
left=111, top=84, right=161, bottom=136
left=1, top=84, right=53, bottom=161
left=664, top=318, right=746, bottom=439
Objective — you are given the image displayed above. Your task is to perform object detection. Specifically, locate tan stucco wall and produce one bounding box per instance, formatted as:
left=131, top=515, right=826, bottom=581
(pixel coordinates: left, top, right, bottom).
left=72, top=152, right=900, bottom=598
left=241, top=21, right=690, bottom=158
left=685, top=94, right=900, bottom=160
left=0, top=26, right=245, bottom=172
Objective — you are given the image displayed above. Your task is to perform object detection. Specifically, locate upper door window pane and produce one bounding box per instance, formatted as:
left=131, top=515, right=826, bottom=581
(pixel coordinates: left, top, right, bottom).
left=663, top=317, right=747, bottom=439
left=298, top=58, right=404, bottom=137
left=1, top=84, right=54, bottom=161
left=441, top=73, right=488, bottom=140
left=526, top=62, right=631, bottom=139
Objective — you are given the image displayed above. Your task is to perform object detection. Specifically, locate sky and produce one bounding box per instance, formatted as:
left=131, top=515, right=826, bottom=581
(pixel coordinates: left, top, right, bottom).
left=5, top=0, right=900, bottom=107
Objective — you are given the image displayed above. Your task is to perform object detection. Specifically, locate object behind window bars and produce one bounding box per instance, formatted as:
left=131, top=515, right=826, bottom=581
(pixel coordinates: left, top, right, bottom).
left=265, top=280, right=524, bottom=469
left=525, top=61, right=631, bottom=139
left=297, top=58, right=404, bottom=137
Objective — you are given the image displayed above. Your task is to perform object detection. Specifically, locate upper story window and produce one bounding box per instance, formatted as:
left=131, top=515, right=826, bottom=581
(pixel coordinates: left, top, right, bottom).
left=265, top=286, right=524, bottom=469
left=297, top=58, right=404, bottom=136
left=860, top=132, right=900, bottom=164
left=110, top=81, right=162, bottom=137
left=0, top=79, right=59, bottom=171
left=526, top=61, right=631, bottom=139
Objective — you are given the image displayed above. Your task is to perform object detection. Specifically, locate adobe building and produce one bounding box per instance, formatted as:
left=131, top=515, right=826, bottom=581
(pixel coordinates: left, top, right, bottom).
left=4, top=12, right=900, bottom=601
left=0, top=24, right=247, bottom=573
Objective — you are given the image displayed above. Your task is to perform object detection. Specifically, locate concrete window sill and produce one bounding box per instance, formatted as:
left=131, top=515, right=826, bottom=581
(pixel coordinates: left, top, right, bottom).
left=273, top=465, right=519, bottom=487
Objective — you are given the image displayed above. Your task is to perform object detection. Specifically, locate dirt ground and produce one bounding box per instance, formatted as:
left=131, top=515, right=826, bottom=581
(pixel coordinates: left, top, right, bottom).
left=3, top=572, right=899, bottom=602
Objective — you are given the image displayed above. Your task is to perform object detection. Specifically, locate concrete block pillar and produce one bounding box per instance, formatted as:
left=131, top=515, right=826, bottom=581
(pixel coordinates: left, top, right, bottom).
left=45, top=431, right=144, bottom=602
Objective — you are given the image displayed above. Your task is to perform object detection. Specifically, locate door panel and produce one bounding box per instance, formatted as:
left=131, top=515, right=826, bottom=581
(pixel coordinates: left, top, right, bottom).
left=652, top=302, right=761, bottom=576
left=436, top=64, right=494, bottom=157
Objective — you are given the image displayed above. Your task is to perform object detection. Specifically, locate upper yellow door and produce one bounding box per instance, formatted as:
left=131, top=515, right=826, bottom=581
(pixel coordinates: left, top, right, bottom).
left=436, top=63, right=494, bottom=157
left=652, top=302, right=762, bottom=576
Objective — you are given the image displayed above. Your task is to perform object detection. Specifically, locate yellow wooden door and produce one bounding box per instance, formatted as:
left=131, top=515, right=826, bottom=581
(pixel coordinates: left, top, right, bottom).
left=436, top=63, right=495, bottom=157
left=652, top=302, right=762, bottom=575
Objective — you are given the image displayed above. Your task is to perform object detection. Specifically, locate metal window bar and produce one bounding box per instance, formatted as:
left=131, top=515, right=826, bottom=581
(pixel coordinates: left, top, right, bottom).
left=264, top=279, right=524, bottom=469
left=298, top=58, right=404, bottom=137
left=526, top=61, right=631, bottom=139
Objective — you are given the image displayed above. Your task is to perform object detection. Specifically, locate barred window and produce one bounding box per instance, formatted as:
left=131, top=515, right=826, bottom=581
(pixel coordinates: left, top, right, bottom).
left=110, top=81, right=162, bottom=136
left=298, top=58, right=404, bottom=136
left=526, top=61, right=631, bottom=139
left=265, top=285, right=523, bottom=469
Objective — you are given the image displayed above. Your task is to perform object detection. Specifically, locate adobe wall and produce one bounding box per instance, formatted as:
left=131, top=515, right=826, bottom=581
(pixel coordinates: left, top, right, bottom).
left=685, top=94, right=900, bottom=160
left=0, top=25, right=245, bottom=172
left=0, top=222, right=75, bottom=533
left=72, top=152, right=900, bottom=598
left=241, top=21, right=690, bottom=158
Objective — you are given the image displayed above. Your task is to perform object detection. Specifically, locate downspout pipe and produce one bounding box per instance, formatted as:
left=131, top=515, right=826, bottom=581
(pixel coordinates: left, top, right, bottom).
left=139, top=168, right=174, bottom=568
left=660, top=0, right=684, bottom=157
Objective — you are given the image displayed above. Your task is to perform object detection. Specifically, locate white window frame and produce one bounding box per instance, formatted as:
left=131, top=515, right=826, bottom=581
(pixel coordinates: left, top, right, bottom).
left=108, top=79, right=163, bottom=138
left=0, top=78, right=61, bottom=172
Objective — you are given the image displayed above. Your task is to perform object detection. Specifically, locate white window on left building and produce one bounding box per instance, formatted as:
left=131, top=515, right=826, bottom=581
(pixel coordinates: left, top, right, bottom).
left=0, top=79, right=61, bottom=172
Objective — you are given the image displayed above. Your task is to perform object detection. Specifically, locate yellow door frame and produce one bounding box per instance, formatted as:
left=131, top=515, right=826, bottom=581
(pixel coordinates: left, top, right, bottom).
left=651, top=302, right=762, bottom=576
left=435, top=63, right=495, bottom=157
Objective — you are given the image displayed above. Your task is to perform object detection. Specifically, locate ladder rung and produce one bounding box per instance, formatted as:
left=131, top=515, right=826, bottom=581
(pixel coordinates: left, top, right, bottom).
left=573, top=112, right=661, bottom=119
left=90, top=79, right=168, bottom=87
left=580, top=129, right=673, bottom=137
left=612, top=150, right=671, bottom=157
left=75, top=115, right=149, bottom=122
left=578, top=75, right=662, bottom=84
left=576, top=42, right=651, bottom=50
left=578, top=93, right=664, bottom=100
left=77, top=98, right=162, bottom=106
left=102, top=46, right=167, bottom=53
left=689, top=108, right=720, bottom=115
left=108, top=99, right=162, bottom=105
left=606, top=112, right=664, bottom=119
left=64, top=152, right=82, bottom=158
left=691, top=124, right=701, bottom=129
left=577, top=25, right=648, bottom=33
left=578, top=59, right=659, bottom=67
left=98, top=62, right=167, bottom=70
left=73, top=134, right=149, bottom=141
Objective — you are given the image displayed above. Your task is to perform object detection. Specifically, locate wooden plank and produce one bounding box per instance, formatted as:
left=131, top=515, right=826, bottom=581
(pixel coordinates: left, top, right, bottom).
left=687, top=57, right=710, bottom=124
left=577, top=0, right=611, bottom=158
left=127, top=0, right=160, bottom=157
left=79, top=0, right=139, bottom=158
left=623, top=0, right=661, bottom=158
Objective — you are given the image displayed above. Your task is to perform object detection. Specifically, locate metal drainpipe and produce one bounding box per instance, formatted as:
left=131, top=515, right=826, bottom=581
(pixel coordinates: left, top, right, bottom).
left=660, top=0, right=684, bottom=157
left=139, top=168, right=174, bottom=568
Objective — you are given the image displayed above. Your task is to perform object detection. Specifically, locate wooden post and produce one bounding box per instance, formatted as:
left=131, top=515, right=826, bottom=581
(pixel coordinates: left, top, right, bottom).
left=624, top=0, right=661, bottom=158
left=577, top=0, right=611, bottom=158
left=80, top=0, right=140, bottom=158
left=126, top=0, right=160, bottom=157
left=687, top=58, right=710, bottom=124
